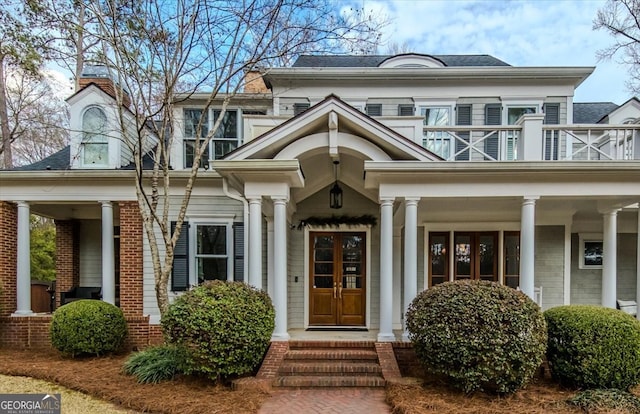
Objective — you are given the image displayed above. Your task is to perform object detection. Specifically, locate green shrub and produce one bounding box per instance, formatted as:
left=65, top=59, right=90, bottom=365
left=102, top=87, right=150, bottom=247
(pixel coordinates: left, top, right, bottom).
left=162, top=280, right=275, bottom=382
left=50, top=300, right=127, bottom=357
left=568, top=389, right=640, bottom=413
left=406, top=280, right=547, bottom=394
left=545, top=305, right=640, bottom=390
left=124, top=345, right=188, bottom=383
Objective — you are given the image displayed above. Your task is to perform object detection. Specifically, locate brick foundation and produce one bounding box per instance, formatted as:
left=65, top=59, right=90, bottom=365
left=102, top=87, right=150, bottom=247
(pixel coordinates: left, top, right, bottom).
left=392, top=342, right=424, bottom=377
left=256, top=341, right=289, bottom=379
left=0, top=315, right=157, bottom=351
left=0, top=201, right=17, bottom=317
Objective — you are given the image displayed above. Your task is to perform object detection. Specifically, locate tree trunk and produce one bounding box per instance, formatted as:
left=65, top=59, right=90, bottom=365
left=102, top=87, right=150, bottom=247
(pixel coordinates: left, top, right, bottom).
left=0, top=55, right=13, bottom=169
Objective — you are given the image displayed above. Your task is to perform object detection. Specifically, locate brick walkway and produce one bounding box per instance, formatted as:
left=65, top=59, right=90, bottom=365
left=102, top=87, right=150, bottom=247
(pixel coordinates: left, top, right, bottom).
left=257, top=389, right=391, bottom=414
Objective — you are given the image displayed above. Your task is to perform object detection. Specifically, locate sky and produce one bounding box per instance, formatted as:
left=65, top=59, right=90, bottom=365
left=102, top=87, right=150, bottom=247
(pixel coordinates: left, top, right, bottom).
left=352, top=0, right=630, bottom=104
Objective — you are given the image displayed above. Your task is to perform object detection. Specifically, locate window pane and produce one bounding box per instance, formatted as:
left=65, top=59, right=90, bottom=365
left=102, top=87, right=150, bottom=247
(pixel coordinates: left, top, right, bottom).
left=314, top=235, right=334, bottom=248
left=314, top=276, right=333, bottom=288
left=455, top=234, right=471, bottom=278
left=184, top=140, right=210, bottom=168
left=197, top=258, right=227, bottom=283
left=83, top=143, right=108, bottom=165
left=478, top=234, right=496, bottom=280
left=507, top=107, right=536, bottom=125
left=422, top=107, right=450, bottom=126
left=430, top=234, right=447, bottom=277
left=83, top=107, right=107, bottom=141
left=213, top=110, right=237, bottom=138
left=184, top=109, right=208, bottom=137
left=212, top=140, right=237, bottom=159
left=315, top=248, right=333, bottom=261
left=197, top=225, right=226, bottom=255
left=504, top=233, right=520, bottom=277
left=584, top=241, right=603, bottom=266
left=314, top=263, right=333, bottom=275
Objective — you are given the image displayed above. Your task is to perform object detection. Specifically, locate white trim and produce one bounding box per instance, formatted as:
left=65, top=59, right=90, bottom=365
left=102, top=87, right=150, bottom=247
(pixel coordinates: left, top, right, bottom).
left=187, top=217, right=235, bottom=285
left=564, top=223, right=572, bottom=305
left=303, top=225, right=372, bottom=330
left=578, top=232, right=603, bottom=269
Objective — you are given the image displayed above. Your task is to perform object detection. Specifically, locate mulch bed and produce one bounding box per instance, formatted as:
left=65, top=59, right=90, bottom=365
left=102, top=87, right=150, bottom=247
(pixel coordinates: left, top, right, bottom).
left=0, top=349, right=269, bottom=414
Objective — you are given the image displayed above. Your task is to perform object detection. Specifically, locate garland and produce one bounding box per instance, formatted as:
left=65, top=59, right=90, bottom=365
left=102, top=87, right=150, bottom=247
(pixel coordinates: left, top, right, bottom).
left=297, top=214, right=377, bottom=230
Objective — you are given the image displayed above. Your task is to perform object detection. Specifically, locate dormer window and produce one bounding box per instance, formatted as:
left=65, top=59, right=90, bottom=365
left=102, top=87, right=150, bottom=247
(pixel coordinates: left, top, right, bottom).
left=82, top=106, right=108, bottom=166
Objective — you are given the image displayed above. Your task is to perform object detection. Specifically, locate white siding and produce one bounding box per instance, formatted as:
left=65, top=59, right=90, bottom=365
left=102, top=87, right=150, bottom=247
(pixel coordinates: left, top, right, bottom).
left=79, top=220, right=103, bottom=286
left=534, top=226, right=565, bottom=310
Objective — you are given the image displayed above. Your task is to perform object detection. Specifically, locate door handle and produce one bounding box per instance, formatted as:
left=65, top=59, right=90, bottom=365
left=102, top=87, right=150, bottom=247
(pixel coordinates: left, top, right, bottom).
left=333, top=282, right=337, bottom=299
left=338, top=282, right=342, bottom=299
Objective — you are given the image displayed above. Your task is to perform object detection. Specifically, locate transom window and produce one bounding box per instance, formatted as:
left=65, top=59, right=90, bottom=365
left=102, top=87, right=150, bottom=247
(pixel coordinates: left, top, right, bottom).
left=422, top=107, right=451, bottom=159
left=184, top=108, right=240, bottom=168
left=82, top=106, right=108, bottom=165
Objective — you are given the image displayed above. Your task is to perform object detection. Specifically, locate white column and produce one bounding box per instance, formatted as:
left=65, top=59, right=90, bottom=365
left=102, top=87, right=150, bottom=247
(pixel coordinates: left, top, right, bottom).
left=271, top=197, right=289, bottom=340
left=602, top=209, right=618, bottom=309
left=378, top=197, right=395, bottom=342
left=266, top=217, right=274, bottom=299
left=520, top=197, right=538, bottom=300
left=402, top=198, right=419, bottom=341
left=248, top=198, right=262, bottom=289
left=563, top=222, right=572, bottom=305
left=15, top=202, right=33, bottom=315
left=101, top=201, right=115, bottom=305
left=636, top=207, right=639, bottom=320
left=392, top=229, right=402, bottom=330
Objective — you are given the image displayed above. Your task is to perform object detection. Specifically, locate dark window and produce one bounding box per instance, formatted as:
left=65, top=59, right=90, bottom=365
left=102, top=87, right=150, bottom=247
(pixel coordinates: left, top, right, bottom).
left=455, top=104, right=472, bottom=161
left=365, top=104, right=382, bottom=117
left=398, top=104, right=414, bottom=116
left=293, top=103, right=310, bottom=115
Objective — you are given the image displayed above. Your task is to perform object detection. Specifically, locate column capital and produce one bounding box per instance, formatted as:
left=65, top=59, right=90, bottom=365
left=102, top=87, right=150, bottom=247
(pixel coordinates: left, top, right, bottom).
left=247, top=197, right=262, bottom=204
left=599, top=208, right=620, bottom=216
left=15, top=201, right=29, bottom=208
left=522, top=196, right=539, bottom=204
left=379, top=197, right=395, bottom=206
left=99, top=200, right=113, bottom=207
left=271, top=196, right=289, bottom=204
left=404, top=197, right=420, bottom=206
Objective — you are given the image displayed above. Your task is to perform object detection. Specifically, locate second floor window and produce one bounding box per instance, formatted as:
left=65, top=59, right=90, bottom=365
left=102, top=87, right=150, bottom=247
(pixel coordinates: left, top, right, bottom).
left=184, top=109, right=240, bottom=168
left=422, top=107, right=451, bottom=159
left=82, top=107, right=108, bottom=166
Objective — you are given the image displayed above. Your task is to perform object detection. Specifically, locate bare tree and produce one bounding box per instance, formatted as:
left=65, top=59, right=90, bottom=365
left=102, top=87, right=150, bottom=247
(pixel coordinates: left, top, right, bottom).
left=8, top=70, right=69, bottom=166
left=84, top=0, right=384, bottom=314
left=595, top=0, right=640, bottom=93
left=0, top=1, right=49, bottom=168
left=386, top=41, right=413, bottom=55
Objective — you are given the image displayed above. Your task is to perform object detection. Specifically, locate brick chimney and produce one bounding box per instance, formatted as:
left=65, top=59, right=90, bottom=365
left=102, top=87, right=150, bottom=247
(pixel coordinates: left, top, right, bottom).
left=243, top=71, right=269, bottom=93
left=78, top=65, right=132, bottom=108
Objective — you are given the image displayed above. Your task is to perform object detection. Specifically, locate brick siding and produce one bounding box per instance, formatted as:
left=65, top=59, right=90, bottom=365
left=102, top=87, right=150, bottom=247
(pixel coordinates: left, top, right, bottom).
left=118, top=202, right=144, bottom=317
left=0, top=202, right=17, bottom=317
left=54, top=220, right=79, bottom=307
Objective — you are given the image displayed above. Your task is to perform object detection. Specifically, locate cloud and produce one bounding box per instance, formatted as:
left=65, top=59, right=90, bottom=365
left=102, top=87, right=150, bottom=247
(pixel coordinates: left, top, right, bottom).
left=355, top=0, right=630, bottom=104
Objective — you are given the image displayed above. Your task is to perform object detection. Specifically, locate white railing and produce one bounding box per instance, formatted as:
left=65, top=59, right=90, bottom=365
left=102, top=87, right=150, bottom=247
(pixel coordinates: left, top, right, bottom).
left=423, top=124, right=640, bottom=161
left=422, top=126, right=522, bottom=161
left=542, top=125, right=639, bottom=161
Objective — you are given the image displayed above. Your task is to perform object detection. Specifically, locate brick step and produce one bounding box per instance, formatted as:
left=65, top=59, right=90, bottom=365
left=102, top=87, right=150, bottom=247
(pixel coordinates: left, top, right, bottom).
left=284, top=349, right=378, bottom=361
left=278, top=361, right=383, bottom=376
left=288, top=340, right=376, bottom=349
left=273, top=375, right=385, bottom=388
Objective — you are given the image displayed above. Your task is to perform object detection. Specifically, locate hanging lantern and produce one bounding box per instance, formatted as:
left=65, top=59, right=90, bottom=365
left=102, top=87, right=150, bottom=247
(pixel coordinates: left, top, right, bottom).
left=330, top=160, right=343, bottom=209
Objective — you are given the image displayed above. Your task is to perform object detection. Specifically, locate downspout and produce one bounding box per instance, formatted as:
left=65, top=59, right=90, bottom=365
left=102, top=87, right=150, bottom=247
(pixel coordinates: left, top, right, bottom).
left=222, top=177, right=249, bottom=281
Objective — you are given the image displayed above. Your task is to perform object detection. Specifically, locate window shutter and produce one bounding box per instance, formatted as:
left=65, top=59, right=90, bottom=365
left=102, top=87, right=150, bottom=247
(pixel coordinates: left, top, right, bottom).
left=233, top=222, right=244, bottom=282
left=484, top=104, right=502, bottom=160
left=544, top=104, right=560, bottom=160
left=455, top=105, right=472, bottom=161
left=397, top=104, right=414, bottom=116
left=365, top=104, right=382, bottom=117
left=171, top=221, right=189, bottom=291
left=293, top=103, right=310, bottom=116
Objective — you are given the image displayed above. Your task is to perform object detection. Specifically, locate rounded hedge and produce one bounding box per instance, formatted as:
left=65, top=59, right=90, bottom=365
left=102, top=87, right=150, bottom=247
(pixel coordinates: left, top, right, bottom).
left=406, top=280, right=547, bottom=394
left=162, top=280, right=275, bottom=382
left=50, top=299, right=127, bottom=357
left=545, top=305, right=640, bottom=390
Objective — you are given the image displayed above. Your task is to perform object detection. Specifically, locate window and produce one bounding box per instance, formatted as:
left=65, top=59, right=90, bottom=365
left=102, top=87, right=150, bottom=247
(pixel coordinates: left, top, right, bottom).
left=454, top=232, right=497, bottom=282
left=422, top=107, right=451, bottom=159
left=171, top=220, right=239, bottom=291
left=398, top=104, right=415, bottom=116
left=184, top=108, right=240, bottom=168
left=506, top=106, right=537, bottom=160
left=82, top=107, right=108, bottom=165
left=195, top=224, right=230, bottom=283
left=428, top=232, right=449, bottom=287
left=579, top=233, right=603, bottom=269
left=504, top=232, right=520, bottom=288
left=293, top=103, right=310, bottom=116
left=365, top=104, right=382, bottom=117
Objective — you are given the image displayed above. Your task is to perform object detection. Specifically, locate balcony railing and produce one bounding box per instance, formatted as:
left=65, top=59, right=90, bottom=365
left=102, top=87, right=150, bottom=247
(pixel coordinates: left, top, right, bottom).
left=422, top=123, right=640, bottom=161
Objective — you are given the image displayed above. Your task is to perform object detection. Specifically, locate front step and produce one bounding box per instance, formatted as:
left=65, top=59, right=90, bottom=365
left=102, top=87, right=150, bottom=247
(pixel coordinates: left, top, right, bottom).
left=272, top=341, right=387, bottom=388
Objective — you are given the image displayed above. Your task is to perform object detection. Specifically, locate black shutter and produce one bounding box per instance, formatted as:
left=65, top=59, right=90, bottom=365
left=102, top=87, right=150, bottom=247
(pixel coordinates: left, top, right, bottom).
left=455, top=104, right=472, bottom=161
left=484, top=104, right=502, bottom=160
left=293, top=103, right=310, bottom=116
left=397, top=104, right=414, bottom=116
left=171, top=221, right=189, bottom=291
left=233, top=222, right=244, bottom=282
left=544, top=104, right=560, bottom=160
left=365, top=104, right=382, bottom=117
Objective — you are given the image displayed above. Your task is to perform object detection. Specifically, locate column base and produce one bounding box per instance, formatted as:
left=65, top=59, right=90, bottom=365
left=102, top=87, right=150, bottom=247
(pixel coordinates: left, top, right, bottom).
left=11, top=310, right=34, bottom=316
left=271, top=332, right=290, bottom=341
left=401, top=332, right=411, bottom=342
left=377, top=332, right=396, bottom=342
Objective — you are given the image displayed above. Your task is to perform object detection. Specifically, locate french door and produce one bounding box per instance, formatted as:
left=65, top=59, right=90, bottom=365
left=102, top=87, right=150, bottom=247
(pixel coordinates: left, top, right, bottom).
left=309, top=232, right=366, bottom=326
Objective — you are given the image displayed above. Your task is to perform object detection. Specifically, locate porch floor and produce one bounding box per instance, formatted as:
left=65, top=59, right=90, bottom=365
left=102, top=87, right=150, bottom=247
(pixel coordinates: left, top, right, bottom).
left=287, top=329, right=405, bottom=341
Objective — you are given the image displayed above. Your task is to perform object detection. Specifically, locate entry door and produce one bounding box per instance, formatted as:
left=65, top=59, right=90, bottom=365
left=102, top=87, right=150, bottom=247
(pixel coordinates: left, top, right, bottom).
left=309, top=232, right=366, bottom=326
left=454, top=232, right=498, bottom=282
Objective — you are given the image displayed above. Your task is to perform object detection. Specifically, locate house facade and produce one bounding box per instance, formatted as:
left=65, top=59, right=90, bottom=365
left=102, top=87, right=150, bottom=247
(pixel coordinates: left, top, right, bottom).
left=0, top=53, right=639, bottom=348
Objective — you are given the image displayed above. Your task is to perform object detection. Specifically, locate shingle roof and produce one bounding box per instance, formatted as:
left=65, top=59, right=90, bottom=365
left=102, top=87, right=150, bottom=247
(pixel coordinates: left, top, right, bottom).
left=12, top=146, right=71, bottom=171
left=572, top=102, right=619, bottom=124
left=292, top=54, right=511, bottom=68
